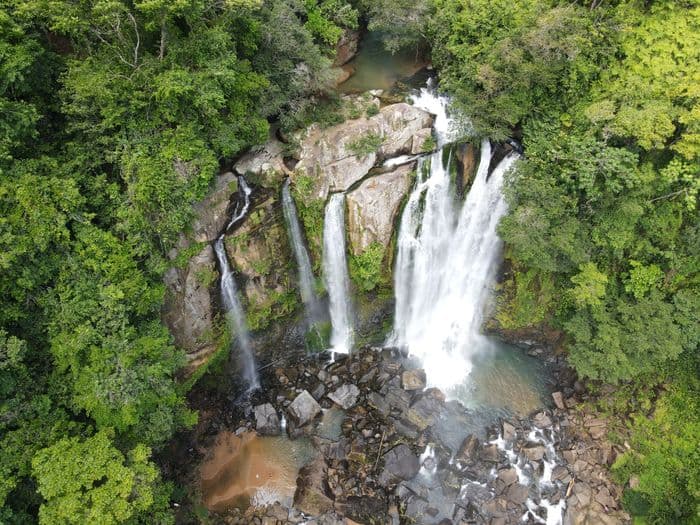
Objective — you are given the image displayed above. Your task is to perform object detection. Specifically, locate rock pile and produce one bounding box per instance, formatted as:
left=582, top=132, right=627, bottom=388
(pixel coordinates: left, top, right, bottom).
left=206, top=346, right=629, bottom=524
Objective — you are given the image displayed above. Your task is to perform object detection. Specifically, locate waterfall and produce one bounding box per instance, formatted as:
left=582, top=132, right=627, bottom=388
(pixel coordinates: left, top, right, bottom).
left=214, top=177, right=259, bottom=391
left=322, top=193, right=353, bottom=355
left=225, top=176, right=253, bottom=231
left=281, top=179, right=322, bottom=324
left=390, top=84, right=518, bottom=393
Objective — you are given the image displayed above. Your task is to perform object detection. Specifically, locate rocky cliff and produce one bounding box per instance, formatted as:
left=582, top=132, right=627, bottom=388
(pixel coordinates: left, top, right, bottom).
left=163, top=94, right=438, bottom=376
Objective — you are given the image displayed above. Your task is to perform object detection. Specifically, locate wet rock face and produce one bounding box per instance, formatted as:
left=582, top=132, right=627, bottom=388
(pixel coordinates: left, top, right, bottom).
left=346, top=163, right=414, bottom=256
left=292, top=103, right=433, bottom=200
left=223, top=191, right=296, bottom=331
left=162, top=244, right=217, bottom=372
left=162, top=172, right=241, bottom=371
left=401, top=368, right=427, bottom=391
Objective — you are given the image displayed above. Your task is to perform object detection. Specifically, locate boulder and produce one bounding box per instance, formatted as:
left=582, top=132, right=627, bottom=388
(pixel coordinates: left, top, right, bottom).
left=382, top=444, right=420, bottom=482
left=479, top=444, right=502, bottom=463
left=411, top=128, right=434, bottom=154
left=233, top=133, right=287, bottom=185
left=533, top=411, right=553, bottom=429
left=502, top=421, right=517, bottom=442
left=294, top=456, right=334, bottom=516
left=497, top=467, right=518, bottom=487
left=523, top=445, right=546, bottom=462
left=401, top=369, right=427, bottom=391
left=552, top=391, right=566, bottom=410
left=288, top=390, right=322, bottom=427
left=333, top=29, right=360, bottom=66
left=293, top=103, right=433, bottom=199
left=406, top=394, right=443, bottom=430
left=346, top=164, right=414, bottom=255
left=162, top=245, right=218, bottom=372
left=455, top=434, right=480, bottom=465
left=254, top=403, right=281, bottom=436
left=327, top=384, right=360, bottom=409
left=344, top=495, right=388, bottom=524
left=506, top=483, right=529, bottom=505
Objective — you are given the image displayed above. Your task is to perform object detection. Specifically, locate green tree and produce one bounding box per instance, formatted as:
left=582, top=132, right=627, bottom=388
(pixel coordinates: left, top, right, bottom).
left=32, top=430, right=171, bottom=525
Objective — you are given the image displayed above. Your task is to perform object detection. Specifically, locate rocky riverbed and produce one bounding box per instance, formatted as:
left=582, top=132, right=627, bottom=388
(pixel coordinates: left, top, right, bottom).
left=172, top=345, right=630, bottom=525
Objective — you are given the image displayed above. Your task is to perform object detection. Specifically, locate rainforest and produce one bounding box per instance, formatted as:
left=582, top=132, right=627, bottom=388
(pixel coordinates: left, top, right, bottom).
left=0, top=1, right=698, bottom=524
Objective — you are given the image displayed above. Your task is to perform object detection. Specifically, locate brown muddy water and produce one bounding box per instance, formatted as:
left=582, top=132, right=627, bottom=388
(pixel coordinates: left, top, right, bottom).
left=199, top=431, right=315, bottom=512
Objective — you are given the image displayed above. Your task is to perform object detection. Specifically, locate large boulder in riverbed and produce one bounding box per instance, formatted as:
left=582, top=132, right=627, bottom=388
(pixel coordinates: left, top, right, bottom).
left=233, top=132, right=287, bottom=188
left=381, top=444, right=420, bottom=482
left=294, top=456, right=334, bottom=515
left=455, top=434, right=480, bottom=465
left=346, top=163, right=414, bottom=256
left=292, top=103, right=433, bottom=199
left=327, top=384, right=360, bottom=409
left=254, top=403, right=281, bottom=436
left=288, top=390, right=322, bottom=427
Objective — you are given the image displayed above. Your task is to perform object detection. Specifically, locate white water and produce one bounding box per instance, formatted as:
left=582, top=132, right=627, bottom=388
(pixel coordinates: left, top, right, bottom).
left=214, top=177, right=259, bottom=391
left=322, top=194, right=353, bottom=355
left=390, top=84, right=518, bottom=394
left=281, top=179, right=322, bottom=324
left=225, top=177, right=253, bottom=231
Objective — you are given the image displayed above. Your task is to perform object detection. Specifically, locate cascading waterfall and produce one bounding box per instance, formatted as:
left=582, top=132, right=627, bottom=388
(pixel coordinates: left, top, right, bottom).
left=390, top=83, right=518, bottom=393
left=281, top=179, right=322, bottom=325
left=214, top=177, right=259, bottom=391
left=225, top=176, right=253, bottom=230
left=322, top=193, right=353, bottom=355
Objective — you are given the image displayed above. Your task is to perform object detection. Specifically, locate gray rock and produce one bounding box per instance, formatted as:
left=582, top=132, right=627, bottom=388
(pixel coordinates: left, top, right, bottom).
left=552, top=391, right=566, bottom=410
left=523, top=445, right=546, bottom=462
left=533, top=411, right=553, bottom=429
left=189, top=172, right=239, bottom=243
left=254, top=403, right=280, bottom=435
left=455, top=434, right=480, bottom=465
left=346, top=164, right=414, bottom=255
left=288, top=390, right=322, bottom=427
left=506, top=483, right=529, bottom=505
left=411, top=128, right=434, bottom=154
left=497, top=467, right=518, bottom=487
left=502, top=421, right=517, bottom=442
left=294, top=456, right=333, bottom=515
left=401, top=368, right=427, bottom=391
left=382, top=444, right=420, bottom=481
left=233, top=133, right=286, bottom=181
left=162, top=245, right=217, bottom=372
left=406, top=394, right=442, bottom=430
left=327, top=384, right=360, bottom=409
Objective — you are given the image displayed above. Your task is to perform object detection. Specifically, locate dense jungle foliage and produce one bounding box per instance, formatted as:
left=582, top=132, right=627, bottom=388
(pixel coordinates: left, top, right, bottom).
left=0, top=0, right=371, bottom=522
left=429, top=0, right=699, bottom=521
left=1, top=0, right=698, bottom=523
